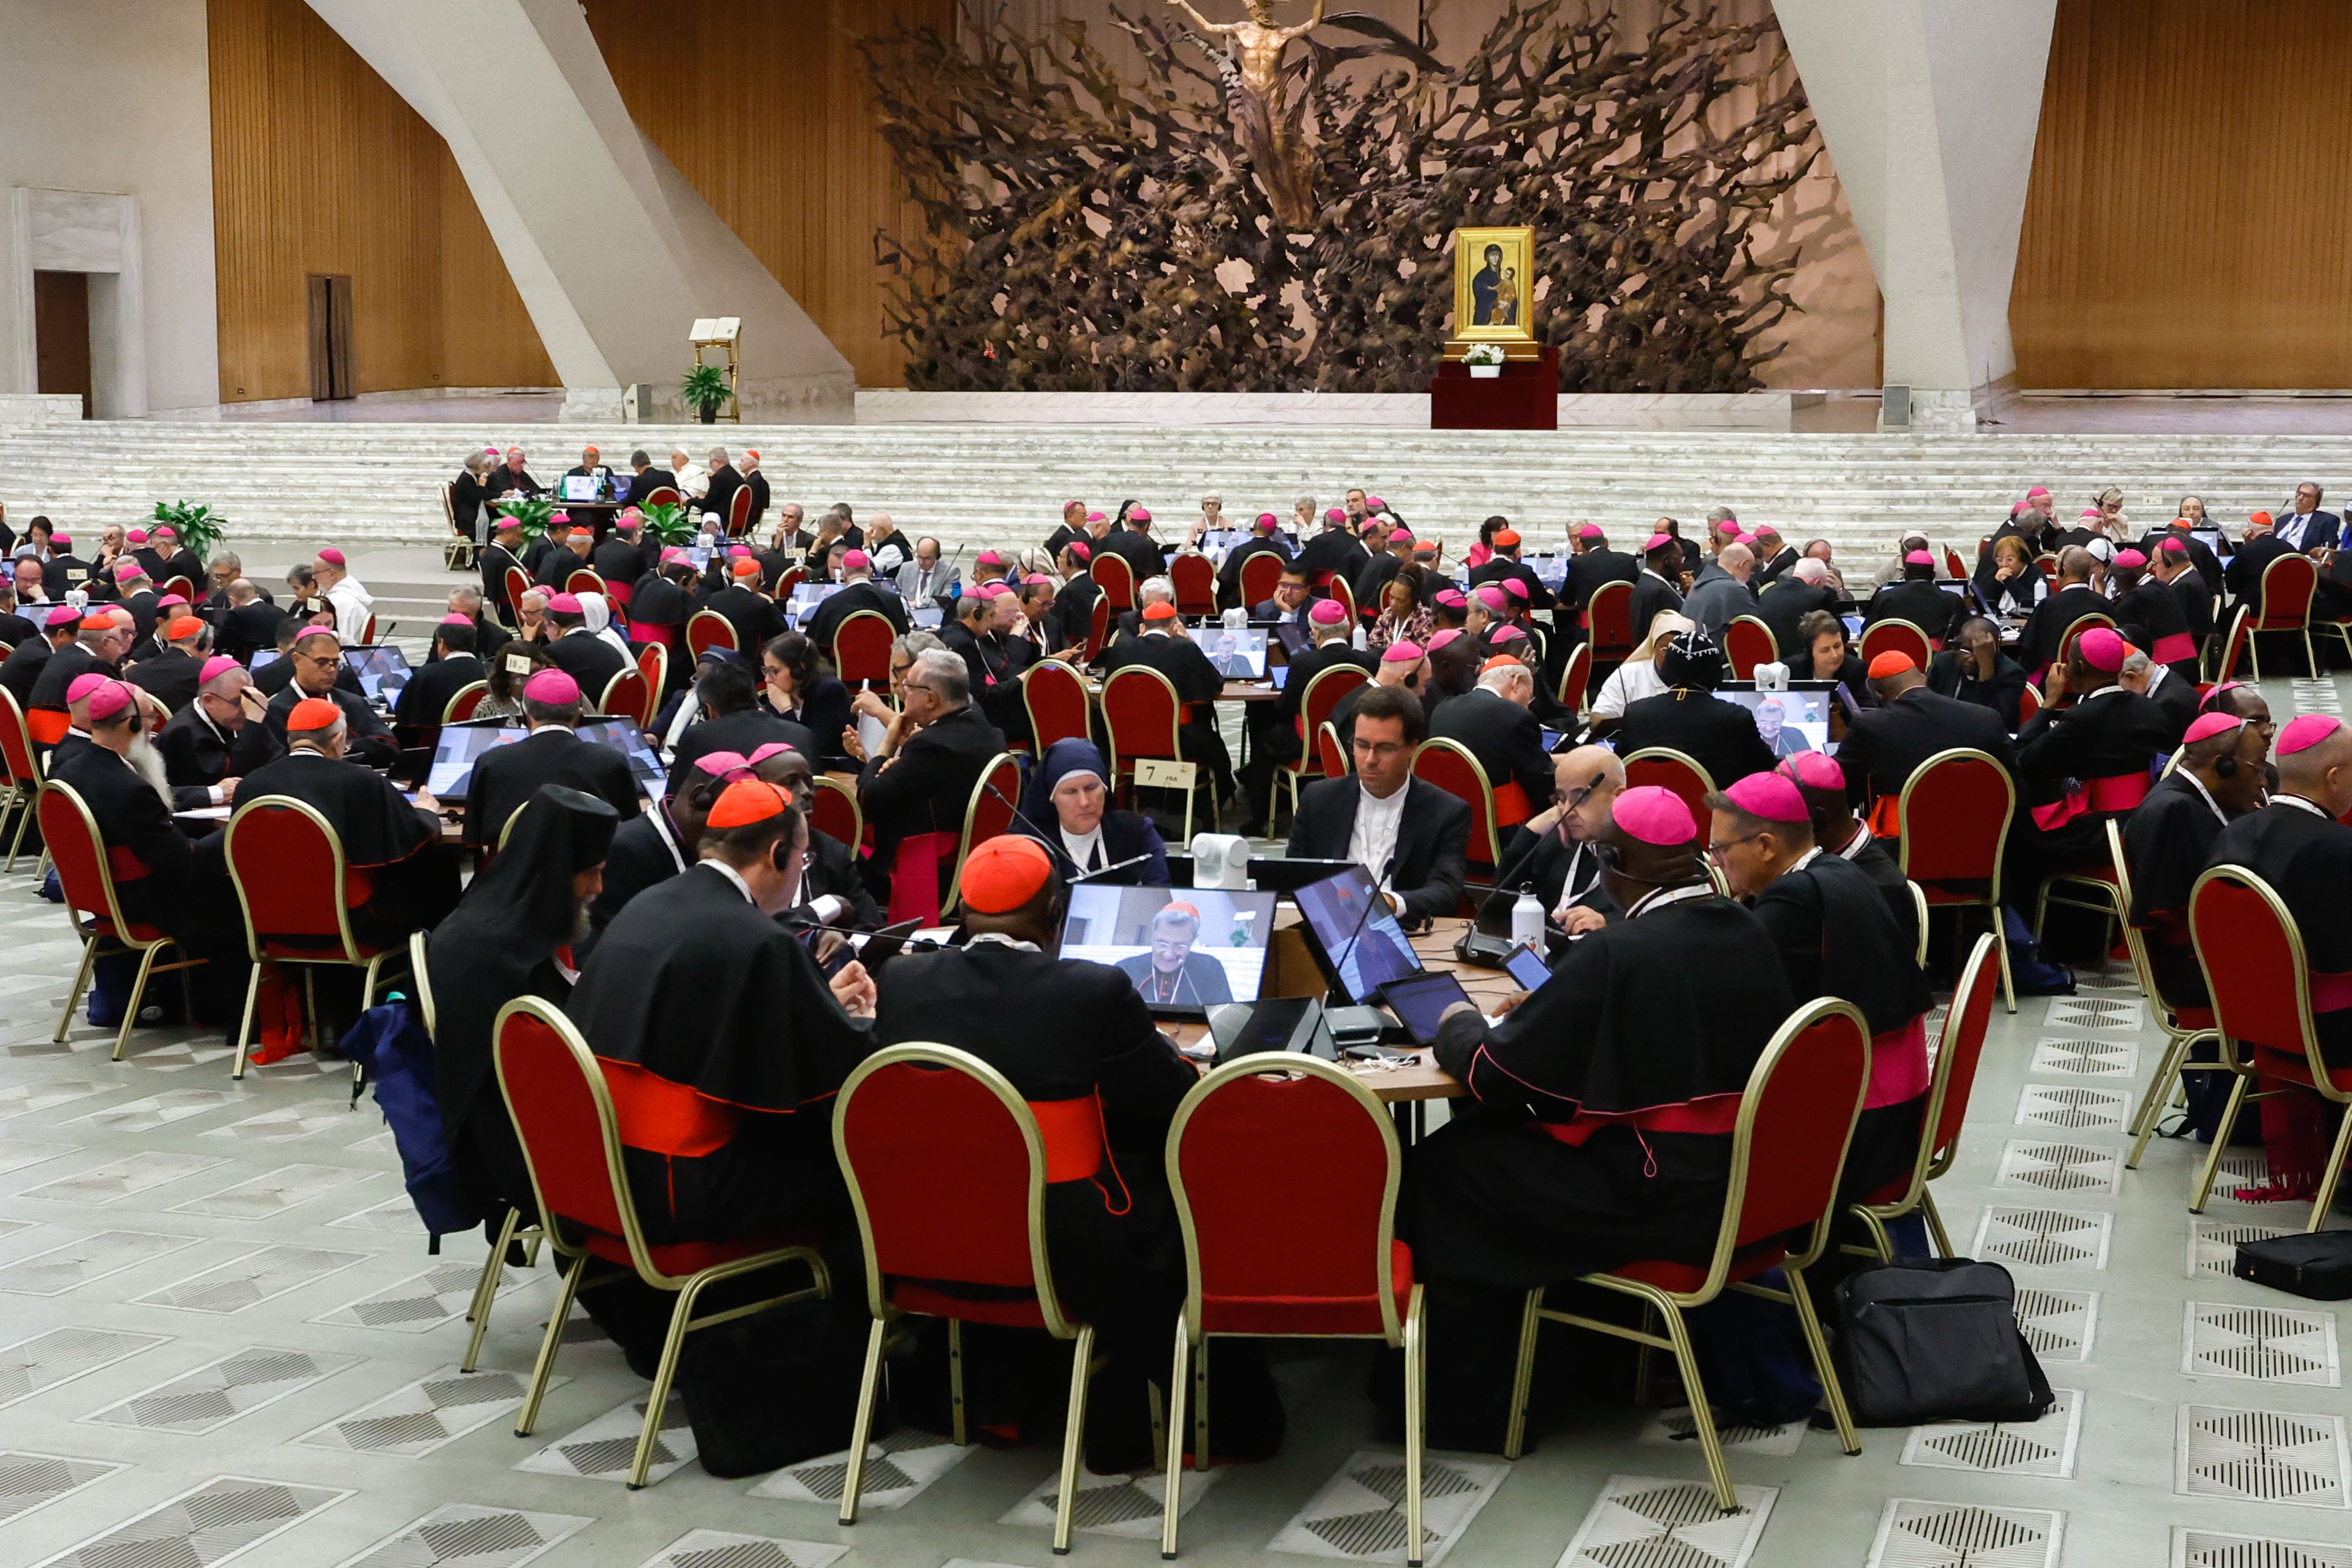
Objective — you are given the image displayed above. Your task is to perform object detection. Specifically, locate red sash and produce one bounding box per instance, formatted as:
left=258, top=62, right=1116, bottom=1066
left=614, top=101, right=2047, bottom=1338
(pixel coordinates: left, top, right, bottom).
left=598, top=1058, right=738, bottom=1158
left=2312, top=970, right=2352, bottom=1014
left=1492, top=781, right=1531, bottom=828
left=1538, top=1090, right=1743, bottom=1147
left=28, top=710, right=68, bottom=746
left=1027, top=1096, right=1105, bottom=1182
left=2029, top=770, right=2150, bottom=831
left=106, top=846, right=150, bottom=883
left=885, top=830, right=951, bottom=927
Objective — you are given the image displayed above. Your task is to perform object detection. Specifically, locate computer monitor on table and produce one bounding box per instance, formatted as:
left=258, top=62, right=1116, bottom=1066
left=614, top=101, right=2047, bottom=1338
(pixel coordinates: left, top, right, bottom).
left=576, top=718, right=667, bottom=803
left=343, top=645, right=413, bottom=705
left=1292, top=865, right=1423, bottom=1006
left=788, top=583, right=845, bottom=624
left=1058, top=884, right=1278, bottom=1018
left=423, top=724, right=524, bottom=800
left=1189, top=626, right=1268, bottom=678
left=1716, top=687, right=1831, bottom=760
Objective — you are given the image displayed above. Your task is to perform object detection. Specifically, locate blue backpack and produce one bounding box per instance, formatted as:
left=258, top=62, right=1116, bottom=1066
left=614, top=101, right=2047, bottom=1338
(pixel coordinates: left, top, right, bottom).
left=338, top=995, right=489, bottom=1249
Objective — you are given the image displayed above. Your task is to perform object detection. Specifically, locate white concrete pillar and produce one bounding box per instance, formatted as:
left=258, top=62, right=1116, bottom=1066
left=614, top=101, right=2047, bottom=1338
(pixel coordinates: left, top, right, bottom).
left=304, top=0, right=854, bottom=422
left=1774, top=0, right=2057, bottom=430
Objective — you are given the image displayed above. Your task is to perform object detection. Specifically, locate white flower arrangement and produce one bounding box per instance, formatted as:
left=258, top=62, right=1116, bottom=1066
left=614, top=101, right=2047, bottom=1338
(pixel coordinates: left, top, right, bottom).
left=1463, top=343, right=1506, bottom=366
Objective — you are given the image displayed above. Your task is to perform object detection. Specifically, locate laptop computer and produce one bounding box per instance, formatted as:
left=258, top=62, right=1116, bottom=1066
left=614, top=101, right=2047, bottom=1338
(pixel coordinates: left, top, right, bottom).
left=423, top=724, right=526, bottom=800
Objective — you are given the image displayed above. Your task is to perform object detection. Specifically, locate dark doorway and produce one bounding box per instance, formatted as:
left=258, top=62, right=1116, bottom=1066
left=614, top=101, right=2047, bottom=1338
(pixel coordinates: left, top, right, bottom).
left=33, top=270, right=92, bottom=418
left=306, top=273, right=355, bottom=401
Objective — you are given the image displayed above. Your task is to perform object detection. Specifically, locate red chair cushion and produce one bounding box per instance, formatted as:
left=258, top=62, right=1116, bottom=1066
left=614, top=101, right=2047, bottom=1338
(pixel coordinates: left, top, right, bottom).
left=580, top=1226, right=817, bottom=1278
left=2174, top=1006, right=2215, bottom=1030
left=2254, top=1045, right=2352, bottom=1094
left=1603, top=1244, right=1785, bottom=1296
left=1917, top=883, right=1991, bottom=906
left=1198, top=1238, right=1413, bottom=1337
left=260, top=937, right=391, bottom=961
left=887, top=1280, right=1050, bottom=1330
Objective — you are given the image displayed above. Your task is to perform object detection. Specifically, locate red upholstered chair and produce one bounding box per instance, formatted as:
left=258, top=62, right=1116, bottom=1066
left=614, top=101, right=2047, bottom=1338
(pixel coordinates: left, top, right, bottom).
left=1621, top=748, right=1714, bottom=829
left=2188, top=866, right=2352, bottom=1221
left=222, top=798, right=413, bottom=1080
left=1315, top=720, right=1346, bottom=781
left=564, top=569, right=605, bottom=598
left=500, top=567, right=531, bottom=627
left=0, top=687, right=47, bottom=872
left=361, top=614, right=378, bottom=645
left=1942, top=546, right=1966, bottom=581
left=1413, top=738, right=1502, bottom=887
left=1848, top=932, right=2000, bottom=1259
left=810, top=775, right=862, bottom=853
left=1859, top=619, right=1932, bottom=670
left=637, top=486, right=681, bottom=509
left=1896, top=747, right=2018, bottom=1013
left=832, top=610, right=896, bottom=689
left=597, top=667, right=653, bottom=729
left=632, top=640, right=668, bottom=705
left=1105, top=664, right=1213, bottom=840
left=1170, top=553, right=1216, bottom=618
left=685, top=609, right=736, bottom=662
left=1554, top=640, right=1592, bottom=719
left=832, top=1043, right=1115, bottom=1552
left=38, top=781, right=203, bottom=1061
left=775, top=567, right=807, bottom=602
left=2116, top=821, right=2222, bottom=1169
left=1083, top=595, right=1111, bottom=664
left=1327, top=574, right=1357, bottom=624
left=1502, top=998, right=1872, bottom=1507
left=942, top=754, right=1022, bottom=916
left=1161, top=1056, right=1425, bottom=1562
left=1723, top=615, right=1776, bottom=681
left=2034, top=556, right=2057, bottom=583
left=1273, top=664, right=1369, bottom=824
left=1092, top=551, right=1136, bottom=613
left=1585, top=579, right=1635, bottom=663
left=727, top=484, right=753, bottom=536
left=439, top=681, right=488, bottom=729
left=2017, top=681, right=2043, bottom=725
left=1239, top=550, right=1284, bottom=609
left=494, top=997, right=828, bottom=1486
left=1022, top=658, right=1092, bottom=753
left=2050, top=612, right=2114, bottom=677
left=2246, top=553, right=2320, bottom=677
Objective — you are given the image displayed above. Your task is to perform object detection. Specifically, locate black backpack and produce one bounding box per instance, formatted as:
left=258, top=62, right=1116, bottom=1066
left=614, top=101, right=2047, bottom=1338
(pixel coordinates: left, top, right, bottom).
left=1833, top=1257, right=2054, bottom=1426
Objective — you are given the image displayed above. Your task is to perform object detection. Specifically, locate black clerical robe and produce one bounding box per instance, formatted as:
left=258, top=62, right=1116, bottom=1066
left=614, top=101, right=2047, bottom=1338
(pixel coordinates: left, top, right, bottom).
left=1611, top=688, right=1778, bottom=787
left=127, top=648, right=203, bottom=714
left=585, top=806, right=691, bottom=946
left=235, top=751, right=456, bottom=947
left=2206, top=798, right=2352, bottom=1067
left=155, top=702, right=281, bottom=793
left=2124, top=771, right=2231, bottom=1011
left=1413, top=888, right=1794, bottom=1288
left=462, top=727, right=640, bottom=849
left=1749, top=851, right=1933, bottom=1204
left=568, top=863, right=873, bottom=1244
left=261, top=684, right=396, bottom=769
left=2015, top=686, right=2174, bottom=872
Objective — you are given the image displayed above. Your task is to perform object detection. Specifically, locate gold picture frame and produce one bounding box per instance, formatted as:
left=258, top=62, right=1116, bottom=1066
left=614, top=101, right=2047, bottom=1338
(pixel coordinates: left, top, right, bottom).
left=1447, top=226, right=1537, bottom=357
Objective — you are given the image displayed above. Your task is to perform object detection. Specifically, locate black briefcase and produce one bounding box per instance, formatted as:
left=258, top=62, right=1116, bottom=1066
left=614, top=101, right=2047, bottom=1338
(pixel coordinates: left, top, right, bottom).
left=2235, top=1231, right=2352, bottom=1300
left=1833, top=1257, right=2053, bottom=1426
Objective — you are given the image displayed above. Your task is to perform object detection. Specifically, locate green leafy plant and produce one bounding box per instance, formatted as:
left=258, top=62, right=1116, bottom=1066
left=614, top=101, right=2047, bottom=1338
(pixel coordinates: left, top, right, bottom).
left=151, top=500, right=225, bottom=562
left=680, top=363, right=732, bottom=421
left=494, top=497, right=559, bottom=540
left=637, top=501, right=698, bottom=546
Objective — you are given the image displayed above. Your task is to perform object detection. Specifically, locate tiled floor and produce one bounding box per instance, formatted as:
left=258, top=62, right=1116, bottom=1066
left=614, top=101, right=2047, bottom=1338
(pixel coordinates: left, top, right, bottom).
left=1, top=676, right=2349, bottom=1567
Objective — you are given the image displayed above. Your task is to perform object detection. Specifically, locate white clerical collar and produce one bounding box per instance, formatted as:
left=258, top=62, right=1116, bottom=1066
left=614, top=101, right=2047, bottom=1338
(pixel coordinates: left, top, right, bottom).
left=965, top=932, right=1041, bottom=952
left=1626, top=881, right=1712, bottom=919
left=528, top=722, right=573, bottom=736
left=699, top=858, right=758, bottom=904
left=1788, top=845, right=1824, bottom=872
left=2276, top=793, right=2333, bottom=820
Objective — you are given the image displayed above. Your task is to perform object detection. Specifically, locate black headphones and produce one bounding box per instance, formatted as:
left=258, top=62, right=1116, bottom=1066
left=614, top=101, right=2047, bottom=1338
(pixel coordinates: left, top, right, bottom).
left=2215, top=749, right=2239, bottom=780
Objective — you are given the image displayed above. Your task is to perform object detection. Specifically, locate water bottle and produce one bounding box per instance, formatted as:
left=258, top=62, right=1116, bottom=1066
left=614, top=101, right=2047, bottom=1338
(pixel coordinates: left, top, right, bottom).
left=1351, top=622, right=1368, bottom=651
left=1511, top=888, right=1545, bottom=949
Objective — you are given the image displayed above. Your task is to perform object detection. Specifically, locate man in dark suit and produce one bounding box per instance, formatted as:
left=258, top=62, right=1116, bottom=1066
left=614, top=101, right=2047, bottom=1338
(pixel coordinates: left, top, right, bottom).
left=1926, top=616, right=2030, bottom=731
left=1039, top=542, right=1103, bottom=654
left=938, top=589, right=1034, bottom=743
left=1427, top=660, right=1556, bottom=825
left=394, top=618, right=488, bottom=736
left=478, top=519, right=531, bottom=627
left=802, top=553, right=908, bottom=657
left=1628, top=533, right=1687, bottom=645
left=695, top=556, right=789, bottom=657
left=2225, top=513, right=2300, bottom=610
left=1611, top=630, right=1779, bottom=788
left=1749, top=525, right=1799, bottom=587
left=1755, top=558, right=1841, bottom=662
left=1251, top=563, right=1315, bottom=630
left=1, top=605, right=80, bottom=713
left=1465, top=528, right=1556, bottom=613
left=488, top=447, right=540, bottom=500
left=1287, top=684, right=1470, bottom=927
left=856, top=649, right=1007, bottom=906
left=260, top=627, right=395, bottom=768
left=663, top=659, right=819, bottom=795
left=540, top=594, right=627, bottom=698
left=1864, top=551, right=1967, bottom=643
left=1564, top=525, right=1639, bottom=619
left=593, top=516, right=655, bottom=591
left=1295, top=507, right=1370, bottom=589
left=1237, top=600, right=1372, bottom=831
left=2152, top=536, right=2217, bottom=651
left=626, top=450, right=679, bottom=504
left=739, top=450, right=771, bottom=529
left=462, top=670, right=642, bottom=848
left=561, top=445, right=609, bottom=492
left=2017, top=547, right=2110, bottom=676
left=535, top=528, right=597, bottom=590
left=2274, top=483, right=2341, bottom=555
left=1098, top=600, right=1233, bottom=798
left=1101, top=507, right=1170, bottom=588
left=702, top=448, right=746, bottom=532
left=1218, top=513, right=1293, bottom=610
left=1836, top=651, right=2019, bottom=829
left=156, top=658, right=280, bottom=799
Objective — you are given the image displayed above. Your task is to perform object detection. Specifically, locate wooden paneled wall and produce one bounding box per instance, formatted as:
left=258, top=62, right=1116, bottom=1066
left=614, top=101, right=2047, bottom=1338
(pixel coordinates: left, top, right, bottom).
left=2012, top=0, right=2352, bottom=389
left=580, top=0, right=957, bottom=388
left=206, top=0, right=554, bottom=403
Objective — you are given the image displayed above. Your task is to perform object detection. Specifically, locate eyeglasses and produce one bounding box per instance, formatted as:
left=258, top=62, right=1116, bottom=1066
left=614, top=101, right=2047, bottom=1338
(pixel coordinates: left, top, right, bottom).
left=1707, top=831, right=1763, bottom=858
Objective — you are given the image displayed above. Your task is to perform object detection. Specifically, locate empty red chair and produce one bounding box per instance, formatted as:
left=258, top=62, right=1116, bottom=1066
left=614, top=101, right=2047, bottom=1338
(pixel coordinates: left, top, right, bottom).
left=686, top=610, right=737, bottom=662
left=38, top=781, right=202, bottom=1061
left=2245, top=553, right=2320, bottom=678
left=1083, top=596, right=1111, bottom=664
left=1897, top=748, right=2017, bottom=1013
left=564, top=569, right=606, bottom=599
left=2116, top=821, right=2222, bottom=1169
left=832, top=1044, right=1115, bottom=1552
left=597, top=667, right=652, bottom=729
left=495, top=998, right=827, bottom=1487
left=1502, top=998, right=1872, bottom=1507
left=0, top=687, right=46, bottom=871
left=636, top=485, right=681, bottom=509
left=1859, top=619, right=1932, bottom=670
left=1413, top=738, right=1502, bottom=885
left=2188, top=866, right=2352, bottom=1222
left=1103, top=665, right=1213, bottom=841
left=810, top=775, right=862, bottom=851
left=1238, top=550, right=1284, bottom=610
left=441, top=682, right=488, bottom=725
left=1585, top=579, right=1635, bottom=662
left=943, top=754, right=1022, bottom=915
left=1554, top=641, right=1592, bottom=718
left=1161, top=1056, right=1427, bottom=1560
left=832, top=610, right=896, bottom=689
left=1327, top=574, right=1357, bottom=624
left=1723, top=615, right=1776, bottom=681
left=1275, top=665, right=1369, bottom=822
left=1170, top=553, right=1216, bottom=617
left=1621, top=748, right=1713, bottom=829
left=633, top=640, right=669, bottom=702
left=1848, top=932, right=1999, bottom=1258
left=727, top=484, right=754, bottom=536
left=1022, top=658, right=1092, bottom=753
left=1942, top=546, right=1966, bottom=581
left=1092, top=551, right=1136, bottom=613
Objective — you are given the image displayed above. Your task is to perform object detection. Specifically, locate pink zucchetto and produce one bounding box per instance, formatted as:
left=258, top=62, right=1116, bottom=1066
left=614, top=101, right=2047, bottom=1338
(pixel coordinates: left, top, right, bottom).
left=2114, top=549, right=2146, bottom=569
left=523, top=670, right=581, bottom=705
left=1433, top=588, right=1468, bottom=608
left=1778, top=751, right=1847, bottom=792
left=1085, top=512, right=1107, bottom=524
left=1903, top=550, right=1934, bottom=565
left=66, top=673, right=111, bottom=705
left=841, top=550, right=870, bottom=571
left=44, top=606, right=80, bottom=629
left=2160, top=538, right=2190, bottom=559
left=1723, top=772, right=1810, bottom=824
left=1256, top=513, right=1278, bottom=531
left=84, top=680, right=133, bottom=721
left=126, top=529, right=148, bottom=545
left=1612, top=785, right=1697, bottom=846
left=1502, top=577, right=1530, bottom=600
left=1427, top=629, right=1464, bottom=650
left=1065, top=541, right=1091, bottom=562
left=1577, top=524, right=1604, bottom=540
left=2277, top=715, right=2344, bottom=756
left=546, top=593, right=582, bottom=615
left=2182, top=712, right=2246, bottom=746
left=318, top=546, right=347, bottom=566
left=690, top=750, right=752, bottom=779
left=659, top=547, right=686, bottom=564
left=2076, top=627, right=2129, bottom=672
left=975, top=550, right=1004, bottom=566
left=1326, top=508, right=1347, bottom=524
left=157, top=595, right=189, bottom=609
left=1129, top=507, right=1152, bottom=524
left=2027, top=486, right=2052, bottom=500
left=2079, top=507, right=2103, bottom=520
left=1487, top=624, right=1528, bottom=645
left=1380, top=640, right=1425, bottom=664
left=199, top=655, right=241, bottom=686
left=1474, top=585, right=1508, bottom=612
left=1644, top=533, right=1674, bottom=553
left=1309, top=599, right=1349, bottom=626
left=440, top=613, right=474, bottom=626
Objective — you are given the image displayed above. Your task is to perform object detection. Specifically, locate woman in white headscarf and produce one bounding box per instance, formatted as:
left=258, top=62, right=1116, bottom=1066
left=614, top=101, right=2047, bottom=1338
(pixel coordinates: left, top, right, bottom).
left=1588, top=610, right=1695, bottom=724
left=576, top=592, right=631, bottom=659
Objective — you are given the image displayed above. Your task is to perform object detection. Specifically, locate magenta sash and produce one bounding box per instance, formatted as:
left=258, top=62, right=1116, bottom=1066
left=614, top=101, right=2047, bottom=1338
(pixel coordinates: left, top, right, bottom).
left=2152, top=631, right=2198, bottom=665
left=2029, top=770, right=2151, bottom=831
left=1867, top=1015, right=1932, bottom=1109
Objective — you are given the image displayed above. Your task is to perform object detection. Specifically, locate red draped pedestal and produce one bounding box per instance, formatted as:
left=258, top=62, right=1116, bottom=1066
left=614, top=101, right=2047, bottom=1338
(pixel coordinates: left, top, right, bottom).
left=1430, top=347, right=1559, bottom=431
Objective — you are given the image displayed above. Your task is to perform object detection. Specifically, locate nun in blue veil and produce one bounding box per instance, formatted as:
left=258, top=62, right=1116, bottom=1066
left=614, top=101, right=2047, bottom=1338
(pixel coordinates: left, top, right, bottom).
left=1017, top=738, right=1169, bottom=884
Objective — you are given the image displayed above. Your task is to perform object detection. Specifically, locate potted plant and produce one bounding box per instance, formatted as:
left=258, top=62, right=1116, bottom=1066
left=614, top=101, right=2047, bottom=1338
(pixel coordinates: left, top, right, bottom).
left=1464, top=343, right=1506, bottom=379
left=681, top=364, right=731, bottom=424
left=638, top=501, right=698, bottom=546
left=151, top=500, right=226, bottom=562
left=495, top=497, right=559, bottom=541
